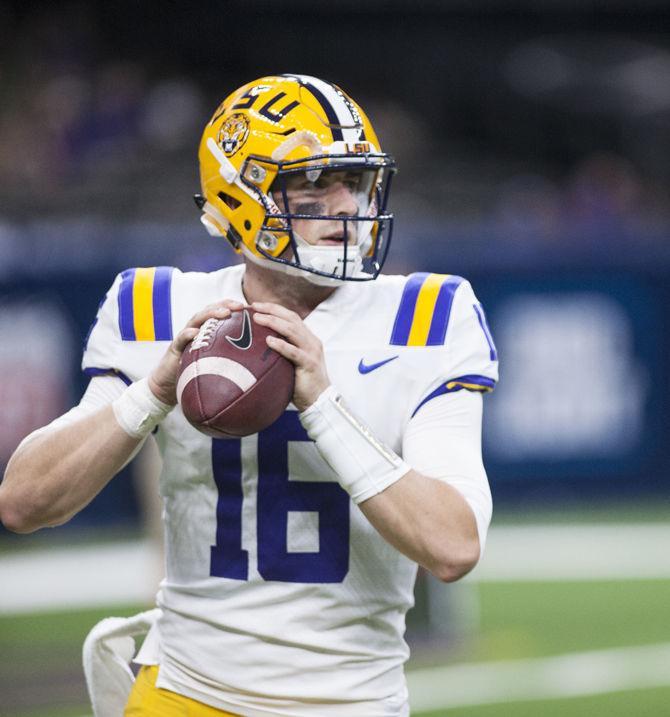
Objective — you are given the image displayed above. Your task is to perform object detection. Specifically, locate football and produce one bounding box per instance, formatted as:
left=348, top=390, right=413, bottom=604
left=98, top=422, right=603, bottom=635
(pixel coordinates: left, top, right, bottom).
left=177, top=308, right=294, bottom=437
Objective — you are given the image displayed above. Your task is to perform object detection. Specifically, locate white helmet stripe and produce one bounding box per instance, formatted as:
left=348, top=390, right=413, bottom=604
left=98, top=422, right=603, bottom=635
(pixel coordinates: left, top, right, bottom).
left=290, top=74, right=363, bottom=143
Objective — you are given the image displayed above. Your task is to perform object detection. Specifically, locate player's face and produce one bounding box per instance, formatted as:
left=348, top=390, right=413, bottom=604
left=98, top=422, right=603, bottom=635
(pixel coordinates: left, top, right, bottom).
left=272, top=169, right=371, bottom=246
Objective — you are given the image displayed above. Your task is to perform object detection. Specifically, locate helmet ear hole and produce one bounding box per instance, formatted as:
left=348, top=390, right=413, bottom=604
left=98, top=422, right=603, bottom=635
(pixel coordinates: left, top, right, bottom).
left=218, top=191, right=241, bottom=210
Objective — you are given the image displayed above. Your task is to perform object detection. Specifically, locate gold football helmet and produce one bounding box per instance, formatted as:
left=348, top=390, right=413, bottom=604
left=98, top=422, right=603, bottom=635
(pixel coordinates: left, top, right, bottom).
left=196, top=74, right=395, bottom=284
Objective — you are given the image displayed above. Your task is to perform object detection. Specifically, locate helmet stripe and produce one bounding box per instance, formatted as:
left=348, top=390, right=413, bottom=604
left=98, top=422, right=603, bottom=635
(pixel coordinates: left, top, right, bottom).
left=302, top=81, right=343, bottom=141
left=336, top=87, right=368, bottom=141
left=284, top=74, right=363, bottom=143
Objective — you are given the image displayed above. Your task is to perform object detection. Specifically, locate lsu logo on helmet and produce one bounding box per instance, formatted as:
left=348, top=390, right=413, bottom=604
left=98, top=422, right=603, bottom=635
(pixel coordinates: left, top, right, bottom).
left=218, top=113, right=250, bottom=157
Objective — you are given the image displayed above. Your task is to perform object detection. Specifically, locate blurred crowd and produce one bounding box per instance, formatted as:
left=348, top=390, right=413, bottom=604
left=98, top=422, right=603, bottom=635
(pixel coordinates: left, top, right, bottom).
left=1, top=2, right=669, bottom=273
left=0, top=4, right=205, bottom=221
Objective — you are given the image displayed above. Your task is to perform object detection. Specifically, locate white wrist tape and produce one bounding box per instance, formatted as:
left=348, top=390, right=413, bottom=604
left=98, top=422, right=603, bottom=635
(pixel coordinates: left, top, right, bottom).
left=112, top=378, right=173, bottom=439
left=299, top=386, right=411, bottom=504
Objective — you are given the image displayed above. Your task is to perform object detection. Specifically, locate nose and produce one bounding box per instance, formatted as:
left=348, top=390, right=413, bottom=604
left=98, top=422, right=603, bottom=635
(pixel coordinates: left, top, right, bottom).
left=327, top=182, right=358, bottom=217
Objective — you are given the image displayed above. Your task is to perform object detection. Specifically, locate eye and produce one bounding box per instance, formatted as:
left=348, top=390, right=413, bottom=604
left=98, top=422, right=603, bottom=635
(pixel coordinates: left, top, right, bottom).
left=314, top=172, right=361, bottom=191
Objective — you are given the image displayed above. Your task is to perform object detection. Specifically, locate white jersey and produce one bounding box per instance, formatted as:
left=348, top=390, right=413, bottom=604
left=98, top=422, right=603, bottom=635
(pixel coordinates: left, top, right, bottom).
left=82, top=263, right=498, bottom=717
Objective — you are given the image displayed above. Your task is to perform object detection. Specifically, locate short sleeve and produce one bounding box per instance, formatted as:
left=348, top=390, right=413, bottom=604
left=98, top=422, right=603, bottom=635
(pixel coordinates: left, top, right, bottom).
left=81, top=267, right=175, bottom=386
left=81, top=273, right=131, bottom=384
left=403, top=390, right=492, bottom=555
left=411, top=278, right=499, bottom=419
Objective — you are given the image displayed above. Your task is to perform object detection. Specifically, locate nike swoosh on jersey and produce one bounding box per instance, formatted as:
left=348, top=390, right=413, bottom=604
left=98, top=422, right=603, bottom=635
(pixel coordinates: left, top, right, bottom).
left=357, top=355, right=399, bottom=374
left=226, top=309, right=253, bottom=350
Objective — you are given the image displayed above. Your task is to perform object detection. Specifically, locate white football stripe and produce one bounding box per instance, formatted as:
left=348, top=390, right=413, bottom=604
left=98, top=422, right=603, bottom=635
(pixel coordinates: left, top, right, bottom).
left=177, top=356, right=257, bottom=404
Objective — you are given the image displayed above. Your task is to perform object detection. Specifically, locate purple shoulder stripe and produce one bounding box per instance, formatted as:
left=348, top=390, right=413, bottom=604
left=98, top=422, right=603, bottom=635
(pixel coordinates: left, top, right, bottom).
left=117, top=269, right=137, bottom=341
left=425, top=275, right=464, bottom=346
left=390, top=273, right=429, bottom=345
left=152, top=266, right=174, bottom=341
left=83, top=367, right=133, bottom=386
left=411, top=374, right=496, bottom=418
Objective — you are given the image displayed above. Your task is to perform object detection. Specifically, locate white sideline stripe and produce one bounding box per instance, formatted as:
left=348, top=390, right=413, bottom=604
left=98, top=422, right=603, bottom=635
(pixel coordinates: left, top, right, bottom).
left=176, top=356, right=256, bottom=404
left=0, top=541, right=161, bottom=614
left=468, top=524, right=670, bottom=582
left=407, top=642, right=670, bottom=712
left=1, top=524, right=670, bottom=614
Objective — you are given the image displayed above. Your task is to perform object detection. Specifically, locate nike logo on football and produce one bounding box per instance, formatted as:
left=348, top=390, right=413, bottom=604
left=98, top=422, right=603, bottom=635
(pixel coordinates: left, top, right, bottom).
left=358, top=355, right=399, bottom=374
left=226, top=309, right=253, bottom=350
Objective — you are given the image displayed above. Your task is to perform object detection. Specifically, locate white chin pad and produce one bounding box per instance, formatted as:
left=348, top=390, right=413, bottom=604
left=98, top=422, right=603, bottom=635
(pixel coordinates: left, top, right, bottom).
left=292, top=236, right=363, bottom=283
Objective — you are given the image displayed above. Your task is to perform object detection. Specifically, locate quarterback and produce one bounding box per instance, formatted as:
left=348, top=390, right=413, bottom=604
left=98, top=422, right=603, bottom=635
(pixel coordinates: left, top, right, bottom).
left=0, top=75, right=498, bottom=716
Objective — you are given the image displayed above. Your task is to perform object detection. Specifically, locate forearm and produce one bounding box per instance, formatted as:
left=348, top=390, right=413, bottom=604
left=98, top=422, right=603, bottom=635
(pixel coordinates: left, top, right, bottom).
left=0, top=375, right=174, bottom=533
left=1, top=296, right=240, bottom=534
left=357, top=469, right=480, bottom=582
left=0, top=405, right=142, bottom=533
left=300, top=386, right=485, bottom=582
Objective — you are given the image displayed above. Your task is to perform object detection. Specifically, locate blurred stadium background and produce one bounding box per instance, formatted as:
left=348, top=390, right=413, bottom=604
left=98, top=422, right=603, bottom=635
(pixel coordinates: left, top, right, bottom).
left=1, top=1, right=669, bottom=715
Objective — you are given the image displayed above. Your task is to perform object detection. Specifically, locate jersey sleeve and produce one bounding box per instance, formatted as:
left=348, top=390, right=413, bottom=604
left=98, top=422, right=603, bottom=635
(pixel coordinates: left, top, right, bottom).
left=402, top=391, right=492, bottom=554
left=81, top=272, right=129, bottom=384
left=82, top=267, right=175, bottom=385
left=391, top=274, right=496, bottom=555
left=408, top=276, right=499, bottom=419
left=16, top=375, right=129, bottom=450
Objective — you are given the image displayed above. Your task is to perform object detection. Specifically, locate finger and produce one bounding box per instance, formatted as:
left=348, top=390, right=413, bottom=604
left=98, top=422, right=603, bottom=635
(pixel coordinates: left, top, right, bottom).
left=185, top=302, right=240, bottom=330
left=266, top=335, right=304, bottom=364
left=221, top=299, right=246, bottom=311
left=185, top=308, right=225, bottom=330
left=172, top=326, right=200, bottom=353
left=253, top=312, right=305, bottom=344
left=251, top=301, right=301, bottom=323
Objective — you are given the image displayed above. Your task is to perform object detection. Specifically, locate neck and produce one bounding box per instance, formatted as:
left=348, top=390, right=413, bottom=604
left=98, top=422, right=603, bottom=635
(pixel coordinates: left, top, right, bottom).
left=241, top=260, right=338, bottom=319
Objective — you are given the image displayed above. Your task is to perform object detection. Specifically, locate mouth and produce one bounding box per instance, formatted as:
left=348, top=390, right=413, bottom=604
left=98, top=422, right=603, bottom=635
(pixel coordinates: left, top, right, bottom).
left=317, top=231, right=356, bottom=246
left=318, top=235, right=346, bottom=246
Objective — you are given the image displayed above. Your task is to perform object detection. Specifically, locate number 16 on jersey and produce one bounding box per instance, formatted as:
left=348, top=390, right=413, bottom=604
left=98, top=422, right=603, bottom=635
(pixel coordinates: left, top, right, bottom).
left=210, top=411, right=350, bottom=584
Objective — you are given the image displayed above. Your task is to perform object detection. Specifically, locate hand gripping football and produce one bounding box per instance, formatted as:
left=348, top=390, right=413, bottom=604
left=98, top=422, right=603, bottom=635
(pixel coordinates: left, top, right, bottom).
left=177, top=308, right=294, bottom=438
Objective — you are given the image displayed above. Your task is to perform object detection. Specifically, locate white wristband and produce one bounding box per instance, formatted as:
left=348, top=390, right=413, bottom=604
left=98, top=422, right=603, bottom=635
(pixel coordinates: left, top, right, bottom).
left=299, top=386, right=411, bottom=504
left=112, top=378, right=174, bottom=439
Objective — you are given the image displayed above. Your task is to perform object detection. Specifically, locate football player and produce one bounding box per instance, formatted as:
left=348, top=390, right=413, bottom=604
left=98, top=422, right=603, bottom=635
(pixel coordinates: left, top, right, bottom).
left=0, top=74, right=498, bottom=716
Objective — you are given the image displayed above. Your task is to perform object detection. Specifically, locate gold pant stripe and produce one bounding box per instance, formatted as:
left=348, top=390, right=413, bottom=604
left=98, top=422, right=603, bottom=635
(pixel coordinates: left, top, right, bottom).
left=124, top=665, right=241, bottom=717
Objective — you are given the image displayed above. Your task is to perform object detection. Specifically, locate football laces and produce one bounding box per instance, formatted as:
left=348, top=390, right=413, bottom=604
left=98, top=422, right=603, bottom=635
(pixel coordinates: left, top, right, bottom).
left=191, top=318, right=220, bottom=351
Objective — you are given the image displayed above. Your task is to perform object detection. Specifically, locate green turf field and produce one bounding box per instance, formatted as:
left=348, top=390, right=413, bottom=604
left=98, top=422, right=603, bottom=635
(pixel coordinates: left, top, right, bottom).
left=476, top=579, right=670, bottom=658
left=420, top=687, right=670, bottom=717
left=2, top=578, right=670, bottom=716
